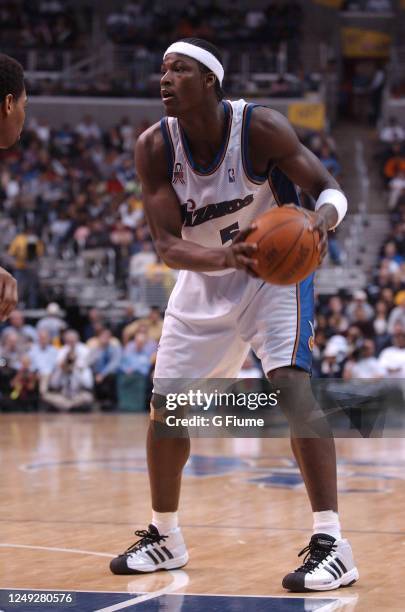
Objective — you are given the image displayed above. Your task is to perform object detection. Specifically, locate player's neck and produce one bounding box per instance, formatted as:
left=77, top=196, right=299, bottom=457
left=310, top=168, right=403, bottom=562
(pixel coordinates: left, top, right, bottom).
left=178, top=100, right=225, bottom=151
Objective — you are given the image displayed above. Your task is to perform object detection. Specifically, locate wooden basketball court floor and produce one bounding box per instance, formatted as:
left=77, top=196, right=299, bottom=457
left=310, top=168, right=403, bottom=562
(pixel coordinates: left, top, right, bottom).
left=1, top=412, right=405, bottom=612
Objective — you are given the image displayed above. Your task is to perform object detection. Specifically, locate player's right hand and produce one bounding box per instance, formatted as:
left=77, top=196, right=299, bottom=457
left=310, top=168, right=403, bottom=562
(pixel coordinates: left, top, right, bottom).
left=225, top=226, right=258, bottom=277
left=0, top=267, right=18, bottom=321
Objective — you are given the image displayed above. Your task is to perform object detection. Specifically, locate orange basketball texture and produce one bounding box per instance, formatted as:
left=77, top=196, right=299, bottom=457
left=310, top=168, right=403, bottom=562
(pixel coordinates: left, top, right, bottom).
left=246, top=206, right=320, bottom=285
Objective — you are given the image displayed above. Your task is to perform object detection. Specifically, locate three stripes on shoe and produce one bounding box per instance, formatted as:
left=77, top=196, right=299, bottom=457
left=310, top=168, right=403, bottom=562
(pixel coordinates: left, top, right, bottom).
left=322, top=557, right=347, bottom=580
left=144, top=545, right=174, bottom=565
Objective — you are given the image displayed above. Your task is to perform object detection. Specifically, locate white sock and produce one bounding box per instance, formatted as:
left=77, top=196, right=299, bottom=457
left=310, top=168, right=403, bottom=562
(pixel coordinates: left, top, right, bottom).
left=152, top=510, right=179, bottom=534
left=313, top=510, right=341, bottom=540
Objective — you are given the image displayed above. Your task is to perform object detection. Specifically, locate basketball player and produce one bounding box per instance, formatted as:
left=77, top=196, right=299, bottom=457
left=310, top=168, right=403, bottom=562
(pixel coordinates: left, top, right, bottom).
left=110, top=39, right=359, bottom=592
left=0, top=53, right=26, bottom=320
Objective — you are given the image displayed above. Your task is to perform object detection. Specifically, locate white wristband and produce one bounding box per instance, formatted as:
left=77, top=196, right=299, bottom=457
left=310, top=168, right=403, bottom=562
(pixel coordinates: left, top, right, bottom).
left=315, top=189, right=347, bottom=229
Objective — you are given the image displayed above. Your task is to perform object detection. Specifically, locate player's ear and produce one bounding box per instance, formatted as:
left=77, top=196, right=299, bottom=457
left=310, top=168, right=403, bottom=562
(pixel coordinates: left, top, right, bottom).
left=2, top=94, right=14, bottom=116
left=205, top=73, right=216, bottom=92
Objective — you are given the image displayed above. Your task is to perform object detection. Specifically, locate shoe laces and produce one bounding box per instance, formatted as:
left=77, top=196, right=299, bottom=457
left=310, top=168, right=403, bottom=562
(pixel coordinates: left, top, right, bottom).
left=295, top=538, right=337, bottom=574
left=122, top=527, right=168, bottom=556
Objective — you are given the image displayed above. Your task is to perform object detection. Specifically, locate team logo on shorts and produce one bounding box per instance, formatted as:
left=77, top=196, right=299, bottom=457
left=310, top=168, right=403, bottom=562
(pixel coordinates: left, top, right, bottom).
left=308, top=321, right=315, bottom=351
left=173, top=162, right=185, bottom=184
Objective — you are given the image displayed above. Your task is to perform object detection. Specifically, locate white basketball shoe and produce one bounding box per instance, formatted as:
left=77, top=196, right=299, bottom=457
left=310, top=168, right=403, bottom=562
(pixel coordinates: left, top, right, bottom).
left=110, top=524, right=189, bottom=574
left=282, top=533, right=359, bottom=592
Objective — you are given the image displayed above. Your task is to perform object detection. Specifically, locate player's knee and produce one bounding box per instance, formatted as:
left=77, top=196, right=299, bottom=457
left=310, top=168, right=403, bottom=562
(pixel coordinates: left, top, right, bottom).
left=267, top=366, right=328, bottom=434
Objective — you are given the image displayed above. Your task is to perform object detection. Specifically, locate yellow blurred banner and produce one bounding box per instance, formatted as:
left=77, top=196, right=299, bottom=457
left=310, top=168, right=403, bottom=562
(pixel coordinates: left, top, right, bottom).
left=312, top=0, right=343, bottom=7
left=288, top=102, right=326, bottom=131
left=342, top=27, right=392, bottom=58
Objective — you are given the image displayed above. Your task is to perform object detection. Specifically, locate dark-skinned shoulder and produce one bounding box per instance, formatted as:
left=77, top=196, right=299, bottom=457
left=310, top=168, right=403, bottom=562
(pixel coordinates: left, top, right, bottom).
left=135, top=121, right=169, bottom=187
left=248, top=106, right=300, bottom=176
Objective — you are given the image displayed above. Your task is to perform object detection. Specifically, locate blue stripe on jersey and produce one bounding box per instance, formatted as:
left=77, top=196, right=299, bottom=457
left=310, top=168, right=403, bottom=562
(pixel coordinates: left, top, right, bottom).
left=242, top=104, right=268, bottom=184
left=269, top=165, right=302, bottom=207
left=160, top=118, right=174, bottom=179
left=294, top=273, right=315, bottom=373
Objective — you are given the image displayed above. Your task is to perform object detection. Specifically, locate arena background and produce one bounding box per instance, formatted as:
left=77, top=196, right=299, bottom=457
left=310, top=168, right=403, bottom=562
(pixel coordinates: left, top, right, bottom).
left=1, top=1, right=405, bottom=610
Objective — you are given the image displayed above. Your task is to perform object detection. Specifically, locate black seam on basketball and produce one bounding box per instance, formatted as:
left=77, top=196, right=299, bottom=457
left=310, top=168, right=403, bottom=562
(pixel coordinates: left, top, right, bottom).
left=255, top=217, right=301, bottom=248
left=259, top=223, right=307, bottom=279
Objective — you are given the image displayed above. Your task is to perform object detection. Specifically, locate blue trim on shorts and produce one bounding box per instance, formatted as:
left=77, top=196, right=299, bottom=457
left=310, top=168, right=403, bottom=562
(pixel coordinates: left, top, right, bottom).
left=160, top=117, right=174, bottom=179
left=295, top=273, right=315, bottom=373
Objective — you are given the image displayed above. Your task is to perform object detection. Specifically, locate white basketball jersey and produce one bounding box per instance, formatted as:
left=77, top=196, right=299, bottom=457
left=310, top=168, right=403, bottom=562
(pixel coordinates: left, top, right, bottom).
left=160, top=99, right=300, bottom=275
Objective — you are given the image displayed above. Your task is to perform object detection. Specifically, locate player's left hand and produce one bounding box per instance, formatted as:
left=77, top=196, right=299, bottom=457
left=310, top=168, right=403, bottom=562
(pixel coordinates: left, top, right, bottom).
left=310, top=212, right=329, bottom=264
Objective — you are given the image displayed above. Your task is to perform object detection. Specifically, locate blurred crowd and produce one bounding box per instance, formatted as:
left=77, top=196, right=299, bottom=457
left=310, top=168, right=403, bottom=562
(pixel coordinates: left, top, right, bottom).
left=377, top=116, right=405, bottom=210
left=312, top=116, right=405, bottom=381
left=106, top=0, right=302, bottom=52
left=0, top=304, right=162, bottom=411
left=1, top=109, right=404, bottom=413
left=342, top=0, right=392, bottom=11
left=0, top=0, right=90, bottom=49
left=0, top=114, right=165, bottom=308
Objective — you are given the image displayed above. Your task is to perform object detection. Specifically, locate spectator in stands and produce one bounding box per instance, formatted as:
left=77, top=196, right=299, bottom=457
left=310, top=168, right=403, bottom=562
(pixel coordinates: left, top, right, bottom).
left=9, top=354, right=39, bottom=410
left=383, top=143, right=405, bottom=184
left=0, top=329, right=24, bottom=370
left=378, top=323, right=405, bottom=377
left=117, top=330, right=152, bottom=411
left=28, top=328, right=58, bottom=392
left=83, top=308, right=106, bottom=342
left=319, top=342, right=345, bottom=378
left=343, top=339, right=384, bottom=379
left=346, top=290, right=374, bottom=323
left=42, top=329, right=93, bottom=411
left=379, top=117, right=405, bottom=145
left=387, top=290, right=405, bottom=334
left=88, top=326, right=121, bottom=410
left=8, top=223, right=44, bottom=308
left=36, top=302, right=67, bottom=342
left=122, top=305, right=163, bottom=345
left=1, top=310, right=37, bottom=346
left=388, top=170, right=405, bottom=210
left=373, top=300, right=390, bottom=352
left=75, top=114, right=102, bottom=143
left=368, top=65, right=385, bottom=125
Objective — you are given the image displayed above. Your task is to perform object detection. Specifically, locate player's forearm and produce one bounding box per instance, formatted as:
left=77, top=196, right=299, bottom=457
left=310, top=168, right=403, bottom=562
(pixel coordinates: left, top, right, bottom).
left=156, top=237, right=228, bottom=272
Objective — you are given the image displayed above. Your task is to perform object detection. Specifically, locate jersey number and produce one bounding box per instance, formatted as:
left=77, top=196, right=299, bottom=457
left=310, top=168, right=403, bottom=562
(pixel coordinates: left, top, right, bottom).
left=220, top=222, right=240, bottom=245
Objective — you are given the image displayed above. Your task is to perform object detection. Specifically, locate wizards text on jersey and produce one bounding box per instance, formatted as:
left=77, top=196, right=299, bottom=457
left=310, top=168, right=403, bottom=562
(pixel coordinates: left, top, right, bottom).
left=181, top=193, right=254, bottom=227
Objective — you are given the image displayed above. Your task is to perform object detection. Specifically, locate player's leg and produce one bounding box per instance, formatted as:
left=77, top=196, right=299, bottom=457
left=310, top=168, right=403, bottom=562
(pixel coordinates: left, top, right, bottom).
left=147, top=397, right=190, bottom=513
left=268, top=366, right=358, bottom=592
left=269, top=366, right=337, bottom=511
left=240, top=275, right=359, bottom=592
left=110, top=300, right=249, bottom=574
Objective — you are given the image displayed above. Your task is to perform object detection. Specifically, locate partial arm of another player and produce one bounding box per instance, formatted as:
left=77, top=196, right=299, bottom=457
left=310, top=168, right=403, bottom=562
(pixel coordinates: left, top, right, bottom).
left=135, top=127, right=257, bottom=274
left=250, top=108, right=348, bottom=261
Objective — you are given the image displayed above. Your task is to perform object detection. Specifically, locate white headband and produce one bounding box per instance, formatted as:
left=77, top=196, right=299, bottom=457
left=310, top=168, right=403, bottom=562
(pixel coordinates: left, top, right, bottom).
left=163, top=41, right=224, bottom=86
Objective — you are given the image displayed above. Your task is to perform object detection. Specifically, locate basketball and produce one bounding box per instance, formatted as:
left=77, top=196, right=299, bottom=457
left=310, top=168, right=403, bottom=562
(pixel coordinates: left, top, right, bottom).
left=246, top=206, right=320, bottom=285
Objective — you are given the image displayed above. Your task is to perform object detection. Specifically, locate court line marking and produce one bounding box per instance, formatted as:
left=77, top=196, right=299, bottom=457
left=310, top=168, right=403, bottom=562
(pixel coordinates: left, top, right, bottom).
left=0, top=544, right=114, bottom=558
left=0, top=587, right=345, bottom=601
left=93, top=572, right=189, bottom=612
left=1, top=521, right=405, bottom=536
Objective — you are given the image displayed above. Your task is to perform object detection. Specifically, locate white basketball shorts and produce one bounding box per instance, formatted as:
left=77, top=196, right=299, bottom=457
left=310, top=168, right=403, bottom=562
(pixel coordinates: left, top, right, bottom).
left=153, top=269, right=314, bottom=385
